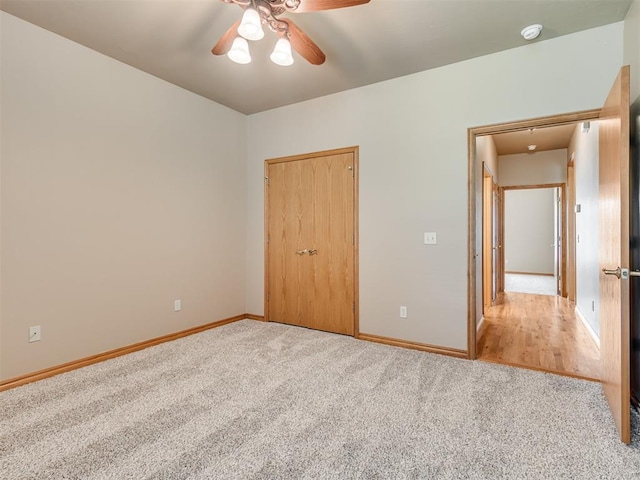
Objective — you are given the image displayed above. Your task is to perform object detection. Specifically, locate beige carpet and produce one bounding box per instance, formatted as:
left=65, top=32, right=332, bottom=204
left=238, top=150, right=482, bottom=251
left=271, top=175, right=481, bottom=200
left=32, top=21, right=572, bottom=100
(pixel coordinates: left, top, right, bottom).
left=1, top=320, right=639, bottom=479
left=505, top=273, right=557, bottom=296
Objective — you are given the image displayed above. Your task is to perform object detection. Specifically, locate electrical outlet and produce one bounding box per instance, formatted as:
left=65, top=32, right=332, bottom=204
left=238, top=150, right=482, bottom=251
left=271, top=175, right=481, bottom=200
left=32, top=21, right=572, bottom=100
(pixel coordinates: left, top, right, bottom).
left=174, top=299, right=182, bottom=312
left=29, top=326, right=41, bottom=343
left=400, top=306, right=408, bottom=318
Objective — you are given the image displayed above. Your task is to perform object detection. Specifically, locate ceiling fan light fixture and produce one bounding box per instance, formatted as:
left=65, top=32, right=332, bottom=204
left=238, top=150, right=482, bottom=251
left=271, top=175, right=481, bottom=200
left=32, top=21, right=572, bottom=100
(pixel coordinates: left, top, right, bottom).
left=228, top=37, right=252, bottom=64
left=238, top=8, right=264, bottom=41
left=270, top=37, right=294, bottom=66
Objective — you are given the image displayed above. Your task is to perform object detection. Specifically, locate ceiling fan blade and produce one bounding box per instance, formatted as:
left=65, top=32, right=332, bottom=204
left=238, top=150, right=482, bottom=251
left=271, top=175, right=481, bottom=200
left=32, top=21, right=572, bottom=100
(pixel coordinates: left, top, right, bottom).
left=291, top=0, right=370, bottom=13
left=285, top=19, right=326, bottom=65
left=211, top=19, right=241, bottom=56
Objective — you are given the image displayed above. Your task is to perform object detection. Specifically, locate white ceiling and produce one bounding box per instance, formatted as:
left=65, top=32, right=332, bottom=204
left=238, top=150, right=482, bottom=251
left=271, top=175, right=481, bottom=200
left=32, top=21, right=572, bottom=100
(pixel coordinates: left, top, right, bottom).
left=1, top=0, right=632, bottom=114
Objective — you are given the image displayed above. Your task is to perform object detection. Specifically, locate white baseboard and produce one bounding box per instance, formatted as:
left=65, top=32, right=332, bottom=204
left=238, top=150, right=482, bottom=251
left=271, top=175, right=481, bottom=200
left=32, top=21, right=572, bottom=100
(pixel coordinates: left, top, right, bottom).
left=575, top=306, right=600, bottom=349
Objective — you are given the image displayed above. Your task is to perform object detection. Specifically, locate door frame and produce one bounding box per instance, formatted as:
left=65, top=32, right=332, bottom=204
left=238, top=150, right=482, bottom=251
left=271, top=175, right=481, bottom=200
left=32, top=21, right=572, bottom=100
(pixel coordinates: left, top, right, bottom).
left=264, top=146, right=360, bottom=336
left=495, top=183, right=504, bottom=295
left=555, top=185, right=564, bottom=296
left=467, top=109, right=600, bottom=358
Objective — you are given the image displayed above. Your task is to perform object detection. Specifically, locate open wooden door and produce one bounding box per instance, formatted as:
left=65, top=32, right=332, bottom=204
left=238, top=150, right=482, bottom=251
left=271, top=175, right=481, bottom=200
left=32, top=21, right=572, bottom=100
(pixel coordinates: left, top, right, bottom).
left=482, top=166, right=494, bottom=312
left=598, top=66, right=631, bottom=444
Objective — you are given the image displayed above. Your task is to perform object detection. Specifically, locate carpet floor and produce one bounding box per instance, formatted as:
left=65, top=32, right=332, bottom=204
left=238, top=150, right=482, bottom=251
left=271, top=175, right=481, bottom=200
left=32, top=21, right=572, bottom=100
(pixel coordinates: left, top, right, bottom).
left=1, top=320, right=639, bottom=479
left=505, top=273, right=557, bottom=296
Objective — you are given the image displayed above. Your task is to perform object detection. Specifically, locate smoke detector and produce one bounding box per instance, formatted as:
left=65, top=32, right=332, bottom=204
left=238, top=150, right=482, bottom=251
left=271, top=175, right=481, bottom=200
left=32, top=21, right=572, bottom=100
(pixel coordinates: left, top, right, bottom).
left=521, top=24, right=543, bottom=41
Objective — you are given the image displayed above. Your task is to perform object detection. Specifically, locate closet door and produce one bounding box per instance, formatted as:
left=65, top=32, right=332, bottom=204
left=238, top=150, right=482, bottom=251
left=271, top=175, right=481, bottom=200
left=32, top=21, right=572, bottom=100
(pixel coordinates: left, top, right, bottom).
left=266, top=147, right=357, bottom=335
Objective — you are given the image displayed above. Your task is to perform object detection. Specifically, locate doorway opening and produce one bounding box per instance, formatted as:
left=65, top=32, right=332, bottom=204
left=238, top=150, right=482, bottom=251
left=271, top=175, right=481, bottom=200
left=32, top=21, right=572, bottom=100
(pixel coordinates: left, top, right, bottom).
left=470, top=66, right=631, bottom=444
left=502, top=184, right=565, bottom=296
left=468, top=110, right=602, bottom=380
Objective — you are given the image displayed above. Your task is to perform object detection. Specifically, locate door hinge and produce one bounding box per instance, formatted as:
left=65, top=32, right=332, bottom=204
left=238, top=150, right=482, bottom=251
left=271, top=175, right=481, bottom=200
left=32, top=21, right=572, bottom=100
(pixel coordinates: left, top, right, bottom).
left=265, top=176, right=269, bottom=186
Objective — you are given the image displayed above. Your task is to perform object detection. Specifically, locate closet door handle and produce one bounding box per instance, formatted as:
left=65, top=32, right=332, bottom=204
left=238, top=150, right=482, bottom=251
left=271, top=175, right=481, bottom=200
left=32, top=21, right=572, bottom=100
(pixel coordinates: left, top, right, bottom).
left=295, top=249, right=308, bottom=255
left=308, top=249, right=317, bottom=256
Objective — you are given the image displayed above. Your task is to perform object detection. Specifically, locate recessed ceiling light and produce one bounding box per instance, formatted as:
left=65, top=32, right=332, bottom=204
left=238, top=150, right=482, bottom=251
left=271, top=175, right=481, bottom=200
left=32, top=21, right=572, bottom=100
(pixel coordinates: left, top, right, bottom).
left=528, top=144, right=537, bottom=151
left=521, top=24, right=543, bottom=41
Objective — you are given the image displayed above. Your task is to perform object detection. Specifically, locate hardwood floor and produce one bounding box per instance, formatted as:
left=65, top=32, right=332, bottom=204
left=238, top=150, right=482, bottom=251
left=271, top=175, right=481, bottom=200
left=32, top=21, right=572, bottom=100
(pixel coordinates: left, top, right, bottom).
left=477, top=292, right=600, bottom=380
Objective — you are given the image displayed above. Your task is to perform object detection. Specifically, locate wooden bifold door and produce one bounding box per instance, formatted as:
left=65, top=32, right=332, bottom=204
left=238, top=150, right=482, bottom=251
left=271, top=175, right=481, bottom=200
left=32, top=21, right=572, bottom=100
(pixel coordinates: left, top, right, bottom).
left=265, top=146, right=358, bottom=336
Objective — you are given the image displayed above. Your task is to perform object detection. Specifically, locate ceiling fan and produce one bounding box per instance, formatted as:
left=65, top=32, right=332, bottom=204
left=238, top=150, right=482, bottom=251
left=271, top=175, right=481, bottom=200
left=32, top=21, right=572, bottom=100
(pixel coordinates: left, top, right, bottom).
left=211, top=0, right=370, bottom=66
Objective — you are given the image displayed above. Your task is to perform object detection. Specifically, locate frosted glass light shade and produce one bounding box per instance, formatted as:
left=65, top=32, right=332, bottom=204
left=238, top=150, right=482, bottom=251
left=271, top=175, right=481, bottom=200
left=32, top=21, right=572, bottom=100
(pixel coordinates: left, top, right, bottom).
left=228, top=37, right=251, bottom=64
left=238, top=8, right=264, bottom=41
left=270, top=37, right=294, bottom=66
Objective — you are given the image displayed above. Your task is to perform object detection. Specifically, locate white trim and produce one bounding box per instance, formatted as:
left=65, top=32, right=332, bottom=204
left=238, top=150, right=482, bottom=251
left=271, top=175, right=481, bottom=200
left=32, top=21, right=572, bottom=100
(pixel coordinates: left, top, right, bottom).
left=477, top=315, right=485, bottom=333
left=575, top=306, right=600, bottom=349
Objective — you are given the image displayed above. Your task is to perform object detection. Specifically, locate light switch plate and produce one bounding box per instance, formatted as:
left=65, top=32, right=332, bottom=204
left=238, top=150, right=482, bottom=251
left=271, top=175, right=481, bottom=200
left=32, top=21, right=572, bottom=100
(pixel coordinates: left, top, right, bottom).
left=424, top=232, right=437, bottom=245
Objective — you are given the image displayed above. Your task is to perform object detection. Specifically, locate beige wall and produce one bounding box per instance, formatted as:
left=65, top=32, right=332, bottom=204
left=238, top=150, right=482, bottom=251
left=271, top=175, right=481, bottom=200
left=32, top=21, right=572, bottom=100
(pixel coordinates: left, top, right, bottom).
left=624, top=0, right=640, bottom=104
left=246, top=23, right=624, bottom=350
left=568, top=122, right=602, bottom=337
left=477, top=136, right=499, bottom=178
left=0, top=82, right=2, bottom=378
left=0, top=13, right=248, bottom=380
left=498, top=149, right=567, bottom=187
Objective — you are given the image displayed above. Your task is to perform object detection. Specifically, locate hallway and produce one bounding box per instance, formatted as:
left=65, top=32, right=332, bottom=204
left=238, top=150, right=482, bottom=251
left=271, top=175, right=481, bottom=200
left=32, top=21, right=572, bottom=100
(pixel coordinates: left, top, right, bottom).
left=477, top=292, right=600, bottom=380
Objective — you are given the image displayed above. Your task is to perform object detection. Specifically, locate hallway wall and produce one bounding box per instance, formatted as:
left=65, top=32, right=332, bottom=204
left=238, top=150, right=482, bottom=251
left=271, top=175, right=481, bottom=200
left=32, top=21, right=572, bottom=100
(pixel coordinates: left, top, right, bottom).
left=569, top=122, right=602, bottom=338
